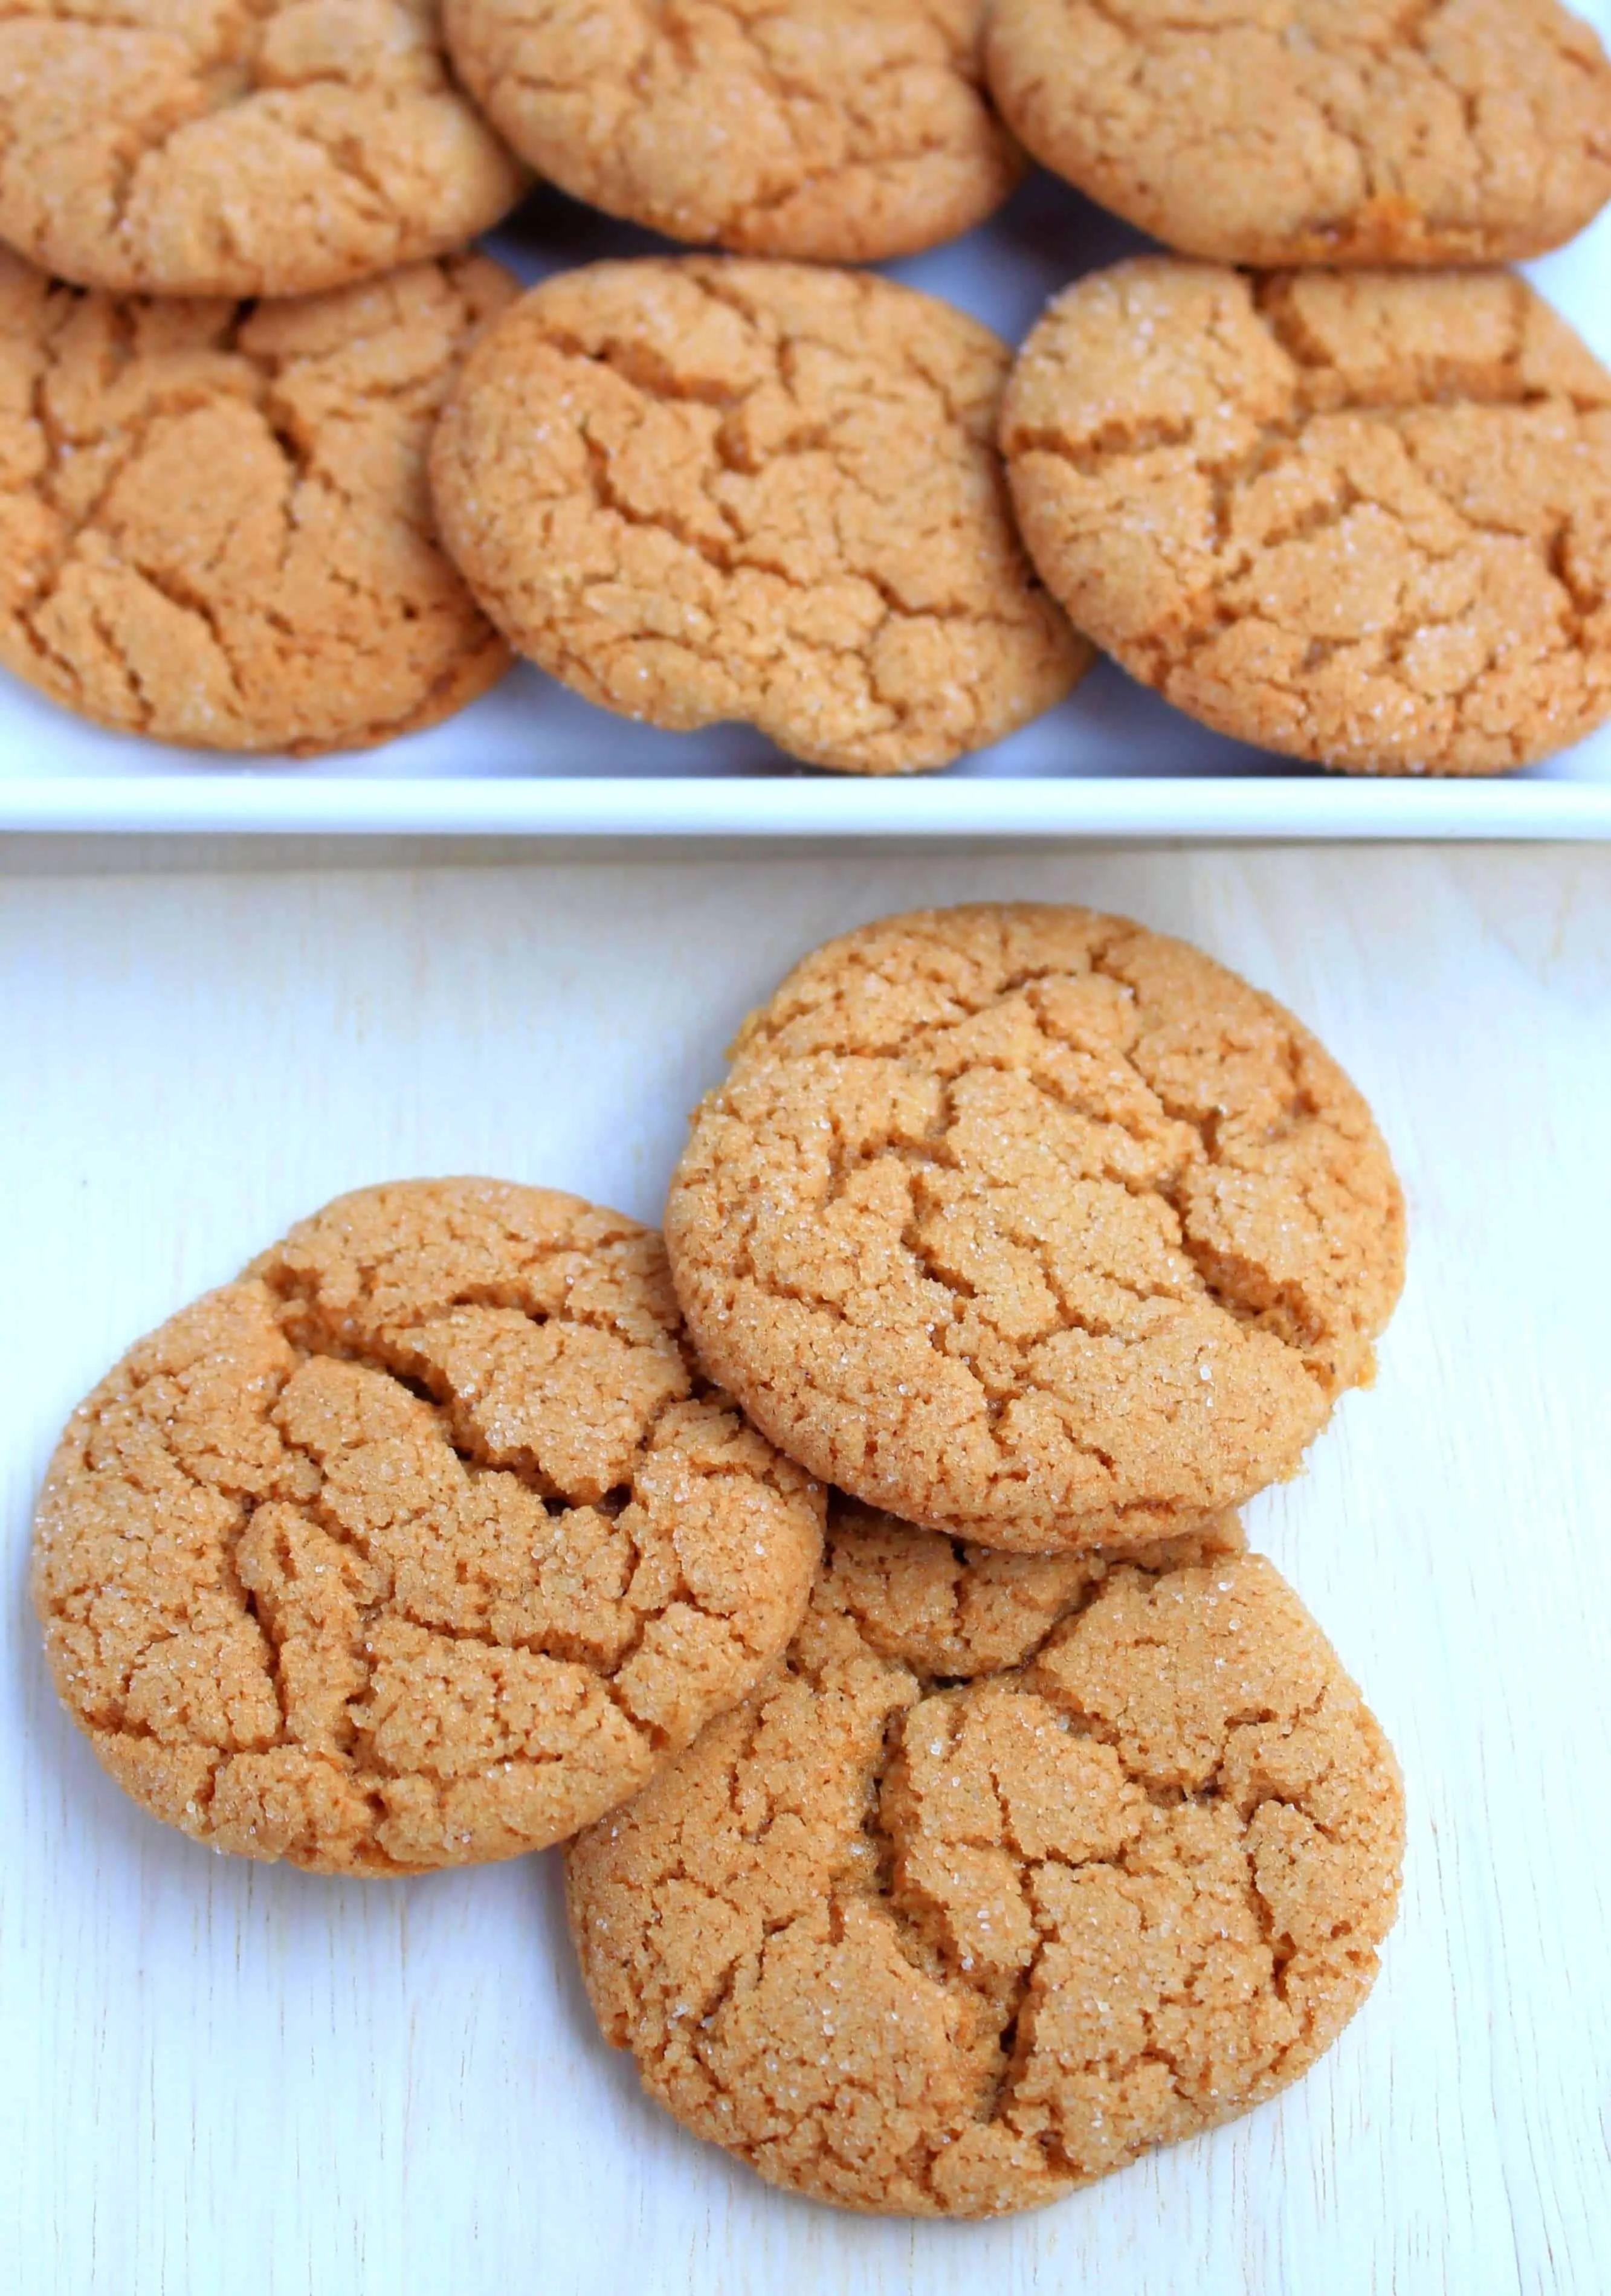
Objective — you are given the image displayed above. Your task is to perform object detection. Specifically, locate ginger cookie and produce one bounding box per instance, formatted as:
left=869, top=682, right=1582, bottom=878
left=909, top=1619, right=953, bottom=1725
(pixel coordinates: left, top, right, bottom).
left=0, top=1, right=525, bottom=299
left=985, top=0, right=1611, bottom=268
left=664, top=903, right=1404, bottom=1553
left=31, top=1181, right=824, bottom=1876
left=444, top=0, right=1021, bottom=262
left=429, top=258, right=1088, bottom=776
left=566, top=1508, right=1404, bottom=2217
left=0, top=248, right=517, bottom=756
left=1002, top=260, right=1611, bottom=778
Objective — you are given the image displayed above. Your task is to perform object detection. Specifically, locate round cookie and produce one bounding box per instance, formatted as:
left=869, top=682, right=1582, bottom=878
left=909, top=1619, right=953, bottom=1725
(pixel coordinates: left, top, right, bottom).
left=0, top=248, right=517, bottom=756
left=0, top=1, right=525, bottom=299
left=985, top=0, right=1611, bottom=268
left=1002, top=260, right=1611, bottom=778
left=444, top=0, right=1021, bottom=262
left=566, top=1508, right=1404, bottom=2217
left=31, top=1180, right=824, bottom=1875
left=429, top=258, right=1089, bottom=776
left=664, top=903, right=1405, bottom=1552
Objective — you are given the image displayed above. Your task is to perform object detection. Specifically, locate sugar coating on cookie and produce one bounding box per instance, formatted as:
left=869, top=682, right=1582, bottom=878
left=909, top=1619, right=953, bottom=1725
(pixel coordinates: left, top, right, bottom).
left=566, top=1511, right=1404, bottom=2217
left=0, top=248, right=517, bottom=756
left=0, top=1, right=525, bottom=298
left=665, top=903, right=1404, bottom=1550
left=1002, top=260, right=1611, bottom=778
left=444, top=0, right=1019, bottom=261
left=430, top=258, right=1088, bottom=776
left=986, top=0, right=1611, bottom=268
left=31, top=1181, right=824, bottom=1875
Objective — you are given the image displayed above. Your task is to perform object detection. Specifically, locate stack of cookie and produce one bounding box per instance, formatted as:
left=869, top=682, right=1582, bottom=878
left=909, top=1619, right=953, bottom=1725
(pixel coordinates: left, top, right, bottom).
left=34, top=901, right=1411, bottom=2219
left=2, top=2, right=1609, bottom=776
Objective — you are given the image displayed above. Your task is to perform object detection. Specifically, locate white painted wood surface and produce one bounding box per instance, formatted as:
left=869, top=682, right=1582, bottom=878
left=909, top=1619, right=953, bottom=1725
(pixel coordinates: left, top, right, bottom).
left=1, top=842, right=1607, bottom=2296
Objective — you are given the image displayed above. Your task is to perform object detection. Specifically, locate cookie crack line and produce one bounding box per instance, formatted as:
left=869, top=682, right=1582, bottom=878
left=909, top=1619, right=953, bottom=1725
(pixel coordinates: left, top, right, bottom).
left=784, top=983, right=1346, bottom=1361
left=571, top=408, right=1034, bottom=645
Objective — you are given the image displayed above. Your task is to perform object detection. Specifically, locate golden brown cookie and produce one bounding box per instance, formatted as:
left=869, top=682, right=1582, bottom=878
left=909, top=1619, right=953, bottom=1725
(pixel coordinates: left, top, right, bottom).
left=566, top=1508, right=1404, bottom=2217
left=1002, top=260, right=1611, bottom=778
left=0, top=1, right=525, bottom=298
left=429, top=257, right=1088, bottom=776
left=444, top=0, right=1021, bottom=260
left=985, top=0, right=1611, bottom=267
left=31, top=1180, right=824, bottom=1876
left=664, top=903, right=1404, bottom=1552
left=0, top=248, right=516, bottom=756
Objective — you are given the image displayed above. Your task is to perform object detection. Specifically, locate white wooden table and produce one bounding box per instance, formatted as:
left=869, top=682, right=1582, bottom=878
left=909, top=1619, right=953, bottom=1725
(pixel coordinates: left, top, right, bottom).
left=1, top=839, right=1606, bottom=2296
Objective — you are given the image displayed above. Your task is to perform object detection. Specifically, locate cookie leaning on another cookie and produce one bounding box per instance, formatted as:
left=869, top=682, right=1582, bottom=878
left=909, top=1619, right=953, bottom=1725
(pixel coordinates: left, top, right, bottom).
left=31, top=1181, right=824, bottom=1875
left=985, top=0, right=1611, bottom=268
left=444, top=0, right=1021, bottom=262
left=566, top=1503, right=1404, bottom=2217
left=0, top=249, right=516, bottom=756
left=0, top=0, right=526, bottom=299
left=664, top=903, right=1404, bottom=1553
left=1002, top=259, right=1611, bottom=778
left=429, top=258, right=1089, bottom=776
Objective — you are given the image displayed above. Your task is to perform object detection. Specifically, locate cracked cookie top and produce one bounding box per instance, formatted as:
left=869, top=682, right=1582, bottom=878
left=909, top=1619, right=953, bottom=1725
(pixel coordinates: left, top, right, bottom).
left=31, top=1179, right=825, bottom=1875
left=663, top=903, right=1404, bottom=1551
left=428, top=257, right=1089, bottom=776
left=444, top=0, right=1021, bottom=261
left=0, top=0, right=525, bottom=298
left=0, top=247, right=515, bottom=755
left=985, top=0, right=1611, bottom=268
left=565, top=1507, right=1403, bottom=2218
left=1002, top=259, right=1611, bottom=778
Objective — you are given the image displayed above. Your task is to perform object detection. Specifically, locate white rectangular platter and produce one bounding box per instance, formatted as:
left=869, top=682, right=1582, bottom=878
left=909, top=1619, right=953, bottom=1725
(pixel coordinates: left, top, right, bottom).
left=4, top=0, right=1611, bottom=839
left=3, top=0, right=1611, bottom=845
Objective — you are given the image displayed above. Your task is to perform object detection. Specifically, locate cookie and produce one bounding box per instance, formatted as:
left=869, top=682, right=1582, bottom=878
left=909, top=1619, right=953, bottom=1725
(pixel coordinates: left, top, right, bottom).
left=1002, top=260, right=1611, bottom=778
left=0, top=248, right=517, bottom=756
left=429, top=259, right=1088, bottom=775
left=985, top=0, right=1611, bottom=268
left=31, top=1180, right=824, bottom=1875
left=664, top=903, right=1404, bottom=1552
left=566, top=1508, right=1404, bottom=2217
left=0, top=1, right=525, bottom=298
left=444, top=0, right=1021, bottom=261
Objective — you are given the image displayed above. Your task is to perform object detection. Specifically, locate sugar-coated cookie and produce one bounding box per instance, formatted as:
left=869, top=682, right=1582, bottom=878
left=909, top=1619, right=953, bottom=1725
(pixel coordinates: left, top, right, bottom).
left=664, top=903, right=1404, bottom=1551
left=430, top=259, right=1088, bottom=775
left=33, top=1181, right=824, bottom=1875
left=0, top=0, right=525, bottom=298
left=445, top=0, right=1021, bottom=260
left=0, top=250, right=516, bottom=756
left=566, top=1504, right=1404, bottom=2217
left=986, top=0, right=1611, bottom=267
left=1002, top=260, right=1611, bottom=777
